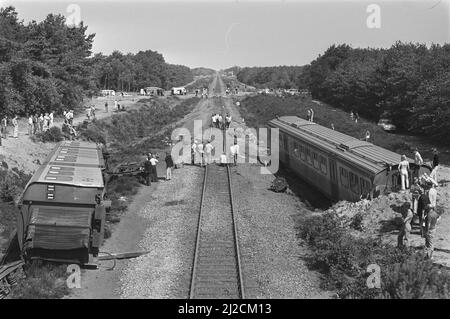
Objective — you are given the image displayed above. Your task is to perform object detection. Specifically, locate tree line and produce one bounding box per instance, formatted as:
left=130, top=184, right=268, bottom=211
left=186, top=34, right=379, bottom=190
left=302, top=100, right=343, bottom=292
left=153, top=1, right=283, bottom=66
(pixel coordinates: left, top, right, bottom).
left=0, top=6, right=193, bottom=117
left=301, top=43, right=450, bottom=141
left=234, top=66, right=305, bottom=89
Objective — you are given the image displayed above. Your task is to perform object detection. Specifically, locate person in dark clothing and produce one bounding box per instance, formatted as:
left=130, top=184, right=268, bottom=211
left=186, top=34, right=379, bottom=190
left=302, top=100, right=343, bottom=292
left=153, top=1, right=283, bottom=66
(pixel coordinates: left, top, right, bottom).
left=417, top=184, right=431, bottom=237
left=165, top=152, right=174, bottom=180
left=143, top=156, right=152, bottom=186
left=150, top=154, right=159, bottom=182
left=432, top=148, right=439, bottom=169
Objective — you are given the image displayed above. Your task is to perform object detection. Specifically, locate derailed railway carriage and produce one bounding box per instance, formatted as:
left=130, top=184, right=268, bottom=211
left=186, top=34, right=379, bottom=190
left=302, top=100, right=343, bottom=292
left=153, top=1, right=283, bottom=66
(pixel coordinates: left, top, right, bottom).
left=268, top=116, right=432, bottom=202
left=17, top=141, right=107, bottom=264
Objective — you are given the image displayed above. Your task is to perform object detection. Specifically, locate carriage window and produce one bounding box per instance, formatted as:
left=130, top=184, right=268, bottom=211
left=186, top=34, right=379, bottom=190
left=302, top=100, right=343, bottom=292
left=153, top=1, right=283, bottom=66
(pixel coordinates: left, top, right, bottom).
left=349, top=172, right=360, bottom=194
left=340, top=167, right=349, bottom=188
left=360, top=177, right=371, bottom=195
left=313, top=153, right=319, bottom=169
left=300, top=145, right=306, bottom=161
left=306, top=148, right=312, bottom=165
left=293, top=142, right=300, bottom=158
left=320, top=156, right=327, bottom=174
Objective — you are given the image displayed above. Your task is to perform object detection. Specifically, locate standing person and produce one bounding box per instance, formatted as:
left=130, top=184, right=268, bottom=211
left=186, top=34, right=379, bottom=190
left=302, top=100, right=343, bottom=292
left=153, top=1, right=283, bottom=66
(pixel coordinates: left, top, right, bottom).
left=150, top=154, right=159, bottom=182
left=220, top=152, right=228, bottom=166
left=211, top=114, right=217, bottom=128
left=143, top=155, right=152, bottom=186
left=397, top=202, right=413, bottom=248
left=364, top=130, right=370, bottom=142
left=205, top=140, right=214, bottom=165
left=91, top=106, right=96, bottom=120
left=418, top=183, right=431, bottom=237
left=350, top=110, right=354, bottom=120
left=306, top=109, right=311, bottom=121
left=86, top=107, right=91, bottom=120
left=165, top=152, right=174, bottom=181
left=191, top=140, right=198, bottom=165
left=105, top=101, right=108, bottom=113
left=38, top=114, right=44, bottom=133
left=331, top=123, right=335, bottom=130
left=410, top=177, right=424, bottom=216
left=197, top=141, right=204, bottom=167
left=1, top=116, right=7, bottom=139
left=28, top=115, right=34, bottom=136
left=424, top=199, right=439, bottom=259
left=218, top=114, right=223, bottom=130
left=49, top=111, right=54, bottom=127
left=431, top=148, right=439, bottom=183
left=12, top=115, right=18, bottom=138
left=225, top=114, right=232, bottom=129
left=413, top=148, right=423, bottom=179
left=355, top=112, right=359, bottom=124
left=398, top=155, right=410, bottom=191
left=32, top=114, right=38, bottom=134
left=310, top=108, right=314, bottom=122
left=1, top=115, right=8, bottom=139
left=114, top=100, right=118, bottom=111
left=230, top=142, right=239, bottom=166
left=43, top=113, right=50, bottom=131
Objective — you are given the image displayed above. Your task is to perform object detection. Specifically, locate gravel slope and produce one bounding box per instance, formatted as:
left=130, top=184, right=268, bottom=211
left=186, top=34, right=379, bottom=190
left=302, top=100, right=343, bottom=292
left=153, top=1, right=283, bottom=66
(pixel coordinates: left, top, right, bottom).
left=230, top=164, right=330, bottom=298
left=120, top=165, right=203, bottom=298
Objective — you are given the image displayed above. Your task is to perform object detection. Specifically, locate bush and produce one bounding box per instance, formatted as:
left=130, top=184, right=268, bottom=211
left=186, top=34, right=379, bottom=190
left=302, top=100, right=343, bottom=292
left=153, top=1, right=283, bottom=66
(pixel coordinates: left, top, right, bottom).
left=297, top=212, right=450, bottom=298
left=34, top=126, right=64, bottom=143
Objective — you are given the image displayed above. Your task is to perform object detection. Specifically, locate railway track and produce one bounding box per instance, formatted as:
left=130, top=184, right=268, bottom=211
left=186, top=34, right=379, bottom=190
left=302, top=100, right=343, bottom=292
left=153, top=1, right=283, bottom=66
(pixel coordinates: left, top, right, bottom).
left=189, top=163, right=245, bottom=299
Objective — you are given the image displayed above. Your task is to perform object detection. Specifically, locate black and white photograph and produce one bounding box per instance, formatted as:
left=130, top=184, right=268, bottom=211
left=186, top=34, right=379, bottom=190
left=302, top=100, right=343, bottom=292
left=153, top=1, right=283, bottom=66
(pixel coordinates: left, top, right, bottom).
left=0, top=0, right=450, bottom=306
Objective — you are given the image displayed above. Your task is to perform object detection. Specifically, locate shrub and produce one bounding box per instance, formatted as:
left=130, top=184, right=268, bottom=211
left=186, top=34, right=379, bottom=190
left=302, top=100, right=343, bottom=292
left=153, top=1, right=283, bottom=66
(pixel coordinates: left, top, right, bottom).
left=34, top=126, right=64, bottom=143
left=8, top=260, right=69, bottom=299
left=297, top=213, right=450, bottom=298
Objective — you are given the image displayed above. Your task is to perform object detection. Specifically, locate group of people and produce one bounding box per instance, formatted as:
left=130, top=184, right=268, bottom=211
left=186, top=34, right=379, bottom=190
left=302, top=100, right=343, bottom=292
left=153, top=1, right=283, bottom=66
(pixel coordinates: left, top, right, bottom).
left=397, top=148, right=439, bottom=192
left=350, top=110, right=360, bottom=123
left=0, top=115, right=18, bottom=145
left=191, top=139, right=240, bottom=167
left=27, top=112, right=55, bottom=136
left=194, top=88, right=209, bottom=98
left=86, top=105, right=97, bottom=120
left=143, top=152, right=174, bottom=186
left=397, top=147, right=441, bottom=259
left=398, top=174, right=439, bottom=259
left=211, top=113, right=232, bottom=129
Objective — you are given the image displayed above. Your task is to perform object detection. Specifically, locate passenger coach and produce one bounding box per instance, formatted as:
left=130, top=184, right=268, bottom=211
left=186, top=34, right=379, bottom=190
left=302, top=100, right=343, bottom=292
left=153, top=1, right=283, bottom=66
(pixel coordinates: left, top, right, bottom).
left=268, top=116, right=432, bottom=202
left=17, top=141, right=108, bottom=264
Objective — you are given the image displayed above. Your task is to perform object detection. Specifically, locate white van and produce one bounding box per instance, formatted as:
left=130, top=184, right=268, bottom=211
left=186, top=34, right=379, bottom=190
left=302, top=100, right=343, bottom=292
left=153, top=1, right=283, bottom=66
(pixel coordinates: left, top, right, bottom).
left=171, top=87, right=187, bottom=95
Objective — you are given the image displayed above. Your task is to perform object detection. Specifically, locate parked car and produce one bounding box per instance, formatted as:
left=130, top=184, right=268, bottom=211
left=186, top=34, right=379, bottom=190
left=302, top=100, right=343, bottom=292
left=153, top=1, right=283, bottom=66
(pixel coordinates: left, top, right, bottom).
left=377, top=119, right=396, bottom=132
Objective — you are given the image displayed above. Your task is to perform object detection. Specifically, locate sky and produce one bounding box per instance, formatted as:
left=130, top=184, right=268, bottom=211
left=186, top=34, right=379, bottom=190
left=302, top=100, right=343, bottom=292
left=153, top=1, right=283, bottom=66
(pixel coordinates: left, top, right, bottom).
left=2, top=0, right=449, bottom=69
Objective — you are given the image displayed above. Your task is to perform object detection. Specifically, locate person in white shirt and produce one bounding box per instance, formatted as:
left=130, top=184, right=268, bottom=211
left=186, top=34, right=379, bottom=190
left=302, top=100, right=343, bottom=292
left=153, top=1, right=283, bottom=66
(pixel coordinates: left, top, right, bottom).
left=211, top=114, right=217, bottom=128
left=150, top=154, right=159, bottom=182
left=413, top=148, right=423, bottom=179
left=204, top=141, right=214, bottom=165
left=191, top=140, right=198, bottom=165
left=230, top=142, right=239, bottom=166
left=49, top=112, right=54, bottom=127
left=220, top=152, right=228, bottom=166
left=217, top=114, right=223, bottom=129
left=197, top=141, right=204, bottom=167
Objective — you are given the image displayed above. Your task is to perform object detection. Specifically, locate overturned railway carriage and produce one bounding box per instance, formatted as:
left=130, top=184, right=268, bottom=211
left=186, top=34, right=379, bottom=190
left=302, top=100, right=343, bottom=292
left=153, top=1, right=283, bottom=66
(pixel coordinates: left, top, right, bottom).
left=17, top=141, right=107, bottom=264
left=268, top=116, right=432, bottom=202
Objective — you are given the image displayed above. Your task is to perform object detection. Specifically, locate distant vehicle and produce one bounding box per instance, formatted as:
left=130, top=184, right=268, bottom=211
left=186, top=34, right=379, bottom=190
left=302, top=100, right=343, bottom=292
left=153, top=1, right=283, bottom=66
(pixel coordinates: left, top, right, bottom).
left=171, top=87, right=187, bottom=95
left=377, top=119, right=397, bottom=132
left=101, top=89, right=115, bottom=96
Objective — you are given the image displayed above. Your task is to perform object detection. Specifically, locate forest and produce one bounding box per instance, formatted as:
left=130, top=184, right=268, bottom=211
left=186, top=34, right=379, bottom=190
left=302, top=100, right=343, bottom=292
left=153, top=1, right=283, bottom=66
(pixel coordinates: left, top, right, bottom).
left=234, top=65, right=305, bottom=89
left=301, top=43, right=450, bottom=141
left=0, top=6, right=193, bottom=117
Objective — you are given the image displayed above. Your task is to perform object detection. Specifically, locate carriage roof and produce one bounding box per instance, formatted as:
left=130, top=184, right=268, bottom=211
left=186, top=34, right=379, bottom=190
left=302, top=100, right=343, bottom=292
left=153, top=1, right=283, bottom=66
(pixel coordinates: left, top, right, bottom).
left=269, top=116, right=412, bottom=175
left=27, top=141, right=105, bottom=188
